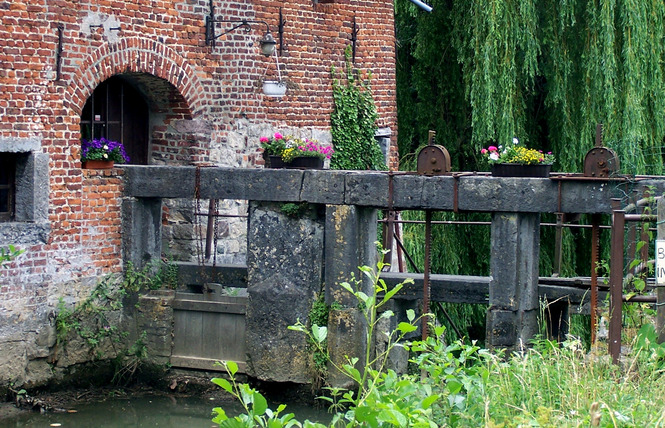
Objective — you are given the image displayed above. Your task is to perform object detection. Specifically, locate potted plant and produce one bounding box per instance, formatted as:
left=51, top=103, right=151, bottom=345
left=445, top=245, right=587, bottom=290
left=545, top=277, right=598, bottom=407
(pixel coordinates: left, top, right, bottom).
left=260, top=133, right=333, bottom=169
left=81, top=137, right=130, bottom=169
left=262, top=80, right=287, bottom=97
left=481, top=138, right=554, bottom=177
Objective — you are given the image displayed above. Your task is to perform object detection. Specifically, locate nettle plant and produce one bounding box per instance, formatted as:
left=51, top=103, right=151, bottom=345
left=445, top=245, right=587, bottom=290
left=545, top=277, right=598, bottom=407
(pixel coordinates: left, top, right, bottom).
left=211, top=246, right=490, bottom=427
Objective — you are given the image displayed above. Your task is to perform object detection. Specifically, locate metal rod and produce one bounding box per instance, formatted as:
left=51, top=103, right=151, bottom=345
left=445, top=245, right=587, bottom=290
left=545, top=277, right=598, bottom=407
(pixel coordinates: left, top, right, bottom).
left=56, top=25, right=63, bottom=81
left=623, top=294, right=657, bottom=303
left=394, top=233, right=420, bottom=273
left=609, top=205, right=625, bottom=364
left=194, top=213, right=248, bottom=218
left=408, top=0, right=433, bottom=12
left=553, top=213, right=563, bottom=276
left=205, top=199, right=217, bottom=260
left=422, top=210, right=432, bottom=340
left=590, top=214, right=600, bottom=345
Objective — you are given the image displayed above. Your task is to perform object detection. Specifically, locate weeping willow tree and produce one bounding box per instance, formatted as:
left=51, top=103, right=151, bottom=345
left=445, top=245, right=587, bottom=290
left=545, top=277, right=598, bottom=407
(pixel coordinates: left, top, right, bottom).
left=396, top=0, right=665, bottom=172
left=394, top=0, right=665, bottom=343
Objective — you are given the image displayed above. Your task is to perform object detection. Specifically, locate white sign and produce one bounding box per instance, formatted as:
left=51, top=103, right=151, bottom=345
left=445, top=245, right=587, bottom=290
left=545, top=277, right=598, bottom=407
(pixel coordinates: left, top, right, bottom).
left=657, top=240, right=665, bottom=285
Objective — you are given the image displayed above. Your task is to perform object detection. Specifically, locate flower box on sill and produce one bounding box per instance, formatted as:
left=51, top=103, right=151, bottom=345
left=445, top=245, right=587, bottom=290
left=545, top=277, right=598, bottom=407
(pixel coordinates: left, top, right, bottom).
left=268, top=155, right=324, bottom=170
left=491, top=163, right=551, bottom=177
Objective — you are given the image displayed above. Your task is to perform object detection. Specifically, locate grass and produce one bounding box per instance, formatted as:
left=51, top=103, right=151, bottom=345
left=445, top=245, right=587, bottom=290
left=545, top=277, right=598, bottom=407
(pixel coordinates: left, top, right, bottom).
left=478, top=338, right=665, bottom=427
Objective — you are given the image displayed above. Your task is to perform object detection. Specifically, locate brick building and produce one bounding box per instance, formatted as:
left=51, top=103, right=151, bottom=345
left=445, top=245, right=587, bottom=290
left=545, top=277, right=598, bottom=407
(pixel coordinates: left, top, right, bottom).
left=0, top=0, right=397, bottom=386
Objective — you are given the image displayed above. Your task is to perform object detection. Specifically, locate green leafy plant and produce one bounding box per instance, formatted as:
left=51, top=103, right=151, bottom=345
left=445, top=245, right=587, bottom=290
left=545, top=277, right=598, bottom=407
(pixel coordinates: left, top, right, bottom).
left=211, top=361, right=326, bottom=428
left=1, top=245, right=24, bottom=268
left=330, top=46, right=385, bottom=171
left=123, top=258, right=179, bottom=292
left=55, top=276, right=129, bottom=357
left=280, top=202, right=310, bottom=219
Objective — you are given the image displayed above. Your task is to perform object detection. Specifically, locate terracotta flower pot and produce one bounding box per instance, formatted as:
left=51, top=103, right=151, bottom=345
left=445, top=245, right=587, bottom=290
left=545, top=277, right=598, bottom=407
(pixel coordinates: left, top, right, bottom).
left=82, top=160, right=114, bottom=169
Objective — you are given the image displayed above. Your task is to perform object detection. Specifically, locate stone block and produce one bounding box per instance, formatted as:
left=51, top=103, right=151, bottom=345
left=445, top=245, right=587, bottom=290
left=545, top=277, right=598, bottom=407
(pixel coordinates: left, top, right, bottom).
left=486, top=310, right=517, bottom=348
left=245, top=202, right=324, bottom=383
left=324, top=205, right=377, bottom=308
left=327, top=308, right=368, bottom=389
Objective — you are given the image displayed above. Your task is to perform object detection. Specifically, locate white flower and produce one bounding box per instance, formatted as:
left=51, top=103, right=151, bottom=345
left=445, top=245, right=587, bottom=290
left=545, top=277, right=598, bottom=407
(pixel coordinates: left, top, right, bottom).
left=489, top=152, right=499, bottom=161
left=103, top=153, right=108, bottom=159
left=512, top=137, right=519, bottom=145
left=103, top=144, right=109, bottom=150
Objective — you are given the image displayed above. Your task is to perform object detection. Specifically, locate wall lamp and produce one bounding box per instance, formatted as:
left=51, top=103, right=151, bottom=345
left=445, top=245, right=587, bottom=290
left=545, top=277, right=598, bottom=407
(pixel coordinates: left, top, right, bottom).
left=205, top=17, right=276, bottom=55
left=205, top=2, right=285, bottom=55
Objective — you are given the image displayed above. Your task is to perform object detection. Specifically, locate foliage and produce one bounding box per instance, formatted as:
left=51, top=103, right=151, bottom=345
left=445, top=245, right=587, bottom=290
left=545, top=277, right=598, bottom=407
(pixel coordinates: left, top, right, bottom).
left=395, top=0, right=665, bottom=176
left=330, top=46, right=385, bottom=171
left=0, top=245, right=24, bottom=268
left=55, top=276, right=128, bottom=356
left=306, top=295, right=340, bottom=376
left=212, top=361, right=326, bottom=428
left=122, top=259, right=179, bottom=293
left=280, top=202, right=311, bottom=219
left=260, top=133, right=333, bottom=162
left=212, top=248, right=665, bottom=426
left=81, top=137, right=130, bottom=163
left=481, top=137, right=555, bottom=165
left=55, top=260, right=175, bottom=385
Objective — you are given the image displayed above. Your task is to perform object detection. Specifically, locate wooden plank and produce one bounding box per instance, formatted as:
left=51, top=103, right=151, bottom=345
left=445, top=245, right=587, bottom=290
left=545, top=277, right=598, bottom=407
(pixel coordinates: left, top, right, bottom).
left=381, top=272, right=605, bottom=314
left=172, top=299, right=247, bottom=314
left=173, top=308, right=203, bottom=357
left=170, top=355, right=246, bottom=373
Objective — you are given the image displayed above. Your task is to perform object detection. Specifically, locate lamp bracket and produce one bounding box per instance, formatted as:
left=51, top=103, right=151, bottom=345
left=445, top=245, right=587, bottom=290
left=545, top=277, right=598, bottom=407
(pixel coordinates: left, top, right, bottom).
left=205, top=16, right=272, bottom=45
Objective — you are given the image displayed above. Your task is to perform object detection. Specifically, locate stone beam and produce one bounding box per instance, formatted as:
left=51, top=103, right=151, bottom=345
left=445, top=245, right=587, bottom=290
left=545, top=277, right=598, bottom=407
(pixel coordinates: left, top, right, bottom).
left=121, top=166, right=660, bottom=214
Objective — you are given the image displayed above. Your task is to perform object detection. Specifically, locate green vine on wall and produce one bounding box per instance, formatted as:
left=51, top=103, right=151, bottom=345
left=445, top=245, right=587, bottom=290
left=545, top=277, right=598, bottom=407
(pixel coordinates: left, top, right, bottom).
left=330, top=46, right=386, bottom=171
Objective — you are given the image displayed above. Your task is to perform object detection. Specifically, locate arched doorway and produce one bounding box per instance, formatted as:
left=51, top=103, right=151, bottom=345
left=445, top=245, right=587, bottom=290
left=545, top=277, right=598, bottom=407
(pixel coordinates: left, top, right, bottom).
left=80, top=76, right=150, bottom=165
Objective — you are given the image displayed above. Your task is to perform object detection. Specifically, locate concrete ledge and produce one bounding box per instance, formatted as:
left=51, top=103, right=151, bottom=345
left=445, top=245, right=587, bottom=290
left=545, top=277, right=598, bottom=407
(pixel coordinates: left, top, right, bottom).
left=121, top=166, right=660, bottom=214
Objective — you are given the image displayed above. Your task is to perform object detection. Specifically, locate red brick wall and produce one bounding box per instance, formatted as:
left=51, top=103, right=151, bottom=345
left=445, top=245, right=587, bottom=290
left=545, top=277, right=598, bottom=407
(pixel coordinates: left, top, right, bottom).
left=0, top=0, right=398, bottom=384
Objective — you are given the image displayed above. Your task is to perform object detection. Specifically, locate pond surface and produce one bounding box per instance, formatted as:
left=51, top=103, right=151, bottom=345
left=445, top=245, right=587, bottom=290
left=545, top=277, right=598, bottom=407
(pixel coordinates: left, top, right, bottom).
left=1, top=393, right=330, bottom=427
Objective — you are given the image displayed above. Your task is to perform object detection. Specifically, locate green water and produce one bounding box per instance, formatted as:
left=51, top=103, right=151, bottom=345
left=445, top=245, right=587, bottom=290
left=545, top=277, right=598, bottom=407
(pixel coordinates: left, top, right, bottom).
left=1, top=394, right=329, bottom=427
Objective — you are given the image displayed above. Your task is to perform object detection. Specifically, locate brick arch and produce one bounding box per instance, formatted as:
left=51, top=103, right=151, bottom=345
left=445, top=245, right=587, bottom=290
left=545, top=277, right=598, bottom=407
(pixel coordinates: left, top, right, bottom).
left=64, top=36, right=205, bottom=116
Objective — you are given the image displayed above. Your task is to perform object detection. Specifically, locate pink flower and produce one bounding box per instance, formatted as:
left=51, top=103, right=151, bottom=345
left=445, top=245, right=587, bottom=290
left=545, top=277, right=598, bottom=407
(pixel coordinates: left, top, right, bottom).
left=274, top=132, right=283, bottom=140
left=260, top=137, right=269, bottom=143
left=481, top=148, right=488, bottom=154
left=488, top=146, right=498, bottom=152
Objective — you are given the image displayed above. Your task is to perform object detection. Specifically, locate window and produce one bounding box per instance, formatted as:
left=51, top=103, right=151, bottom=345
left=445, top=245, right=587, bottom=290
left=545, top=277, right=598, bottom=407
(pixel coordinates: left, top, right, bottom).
left=80, top=76, right=150, bottom=165
left=0, top=154, right=15, bottom=221
left=0, top=138, right=50, bottom=245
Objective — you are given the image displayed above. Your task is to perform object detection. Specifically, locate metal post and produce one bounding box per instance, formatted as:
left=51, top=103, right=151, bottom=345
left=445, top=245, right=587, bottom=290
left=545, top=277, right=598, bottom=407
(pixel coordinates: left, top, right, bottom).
left=609, top=202, right=625, bottom=364
left=590, top=214, right=601, bottom=345
left=422, top=210, right=432, bottom=340
left=657, top=198, right=665, bottom=343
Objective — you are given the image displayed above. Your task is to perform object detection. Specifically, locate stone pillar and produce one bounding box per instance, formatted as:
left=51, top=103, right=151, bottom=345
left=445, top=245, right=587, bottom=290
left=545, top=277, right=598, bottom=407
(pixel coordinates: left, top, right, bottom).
left=324, top=205, right=378, bottom=388
left=121, top=197, right=163, bottom=269
left=245, top=201, right=325, bottom=383
left=486, top=212, right=540, bottom=349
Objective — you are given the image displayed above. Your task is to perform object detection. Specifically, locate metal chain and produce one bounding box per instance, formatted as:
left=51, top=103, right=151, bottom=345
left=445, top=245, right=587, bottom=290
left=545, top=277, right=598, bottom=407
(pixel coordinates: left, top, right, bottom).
left=194, top=166, right=204, bottom=266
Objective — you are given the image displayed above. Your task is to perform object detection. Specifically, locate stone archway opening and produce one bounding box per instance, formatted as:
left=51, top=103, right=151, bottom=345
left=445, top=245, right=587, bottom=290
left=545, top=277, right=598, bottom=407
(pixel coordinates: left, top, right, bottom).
left=80, top=72, right=208, bottom=166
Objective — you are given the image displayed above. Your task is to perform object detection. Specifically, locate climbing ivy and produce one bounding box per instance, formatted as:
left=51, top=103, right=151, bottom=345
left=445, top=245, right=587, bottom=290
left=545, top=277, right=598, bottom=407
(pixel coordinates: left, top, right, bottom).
left=330, top=46, right=386, bottom=170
